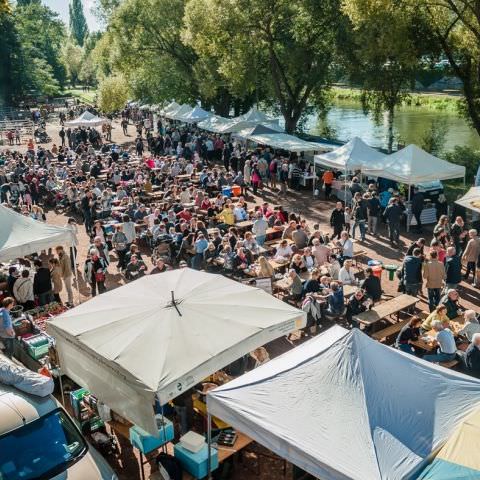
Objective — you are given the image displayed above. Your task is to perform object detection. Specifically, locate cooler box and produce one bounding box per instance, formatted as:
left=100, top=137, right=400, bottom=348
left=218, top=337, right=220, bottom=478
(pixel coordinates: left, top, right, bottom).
left=180, top=430, right=205, bottom=453
left=23, top=333, right=50, bottom=360
left=231, top=185, right=241, bottom=197
left=70, top=388, right=89, bottom=420
left=221, top=186, right=232, bottom=198
left=129, top=417, right=174, bottom=454
left=174, top=443, right=218, bottom=479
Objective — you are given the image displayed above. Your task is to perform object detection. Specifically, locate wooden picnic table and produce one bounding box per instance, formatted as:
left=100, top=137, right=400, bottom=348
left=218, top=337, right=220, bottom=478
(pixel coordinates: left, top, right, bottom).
left=411, top=316, right=466, bottom=352
left=235, top=220, right=253, bottom=230
left=353, top=294, right=418, bottom=327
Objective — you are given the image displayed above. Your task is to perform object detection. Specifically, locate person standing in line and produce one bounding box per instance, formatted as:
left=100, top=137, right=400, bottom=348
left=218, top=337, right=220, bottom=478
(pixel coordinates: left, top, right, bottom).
left=0, top=298, right=15, bottom=358
left=56, top=246, right=74, bottom=306
left=423, top=250, right=445, bottom=312
left=462, top=229, right=480, bottom=287
left=330, top=202, right=345, bottom=241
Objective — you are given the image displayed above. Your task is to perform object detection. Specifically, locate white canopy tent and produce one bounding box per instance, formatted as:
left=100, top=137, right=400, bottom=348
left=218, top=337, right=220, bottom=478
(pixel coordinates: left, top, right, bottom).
left=219, top=108, right=281, bottom=133
left=160, top=101, right=180, bottom=116
left=207, top=326, right=480, bottom=480
left=47, top=269, right=306, bottom=435
left=234, top=125, right=325, bottom=153
left=314, top=136, right=386, bottom=171
left=197, top=114, right=230, bottom=132
left=178, top=105, right=212, bottom=124
left=363, top=144, right=466, bottom=183
left=455, top=186, right=480, bottom=214
left=0, top=205, right=77, bottom=262
left=64, top=111, right=109, bottom=128
left=165, top=103, right=193, bottom=121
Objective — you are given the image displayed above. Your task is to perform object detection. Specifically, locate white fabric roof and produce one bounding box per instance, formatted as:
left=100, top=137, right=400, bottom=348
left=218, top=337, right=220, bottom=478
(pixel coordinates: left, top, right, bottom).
left=197, top=115, right=231, bottom=132
left=208, top=326, right=480, bottom=480
left=0, top=205, right=76, bottom=262
left=64, top=110, right=108, bottom=127
left=363, top=144, right=466, bottom=183
left=161, top=101, right=180, bottom=115
left=234, top=125, right=324, bottom=152
left=455, top=186, right=480, bottom=214
left=47, top=269, right=305, bottom=435
left=165, top=104, right=193, bottom=120
left=178, top=105, right=212, bottom=124
left=219, top=108, right=281, bottom=133
left=314, top=136, right=386, bottom=171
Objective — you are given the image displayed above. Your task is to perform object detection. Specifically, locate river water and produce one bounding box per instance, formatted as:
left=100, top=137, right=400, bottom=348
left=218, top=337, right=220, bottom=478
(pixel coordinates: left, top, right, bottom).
left=307, top=100, right=480, bottom=151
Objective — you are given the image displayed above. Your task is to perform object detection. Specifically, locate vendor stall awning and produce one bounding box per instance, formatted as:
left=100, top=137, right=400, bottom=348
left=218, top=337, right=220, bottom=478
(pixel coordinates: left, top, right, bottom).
left=177, top=105, right=212, bottom=124
left=314, top=136, right=386, bottom=171
left=165, top=103, right=193, bottom=120
left=0, top=205, right=76, bottom=262
left=219, top=108, right=281, bottom=133
left=47, top=269, right=306, bottom=435
left=208, top=326, right=480, bottom=480
left=197, top=115, right=230, bottom=132
left=455, top=186, right=480, bottom=214
left=160, top=101, right=180, bottom=115
left=64, top=110, right=109, bottom=128
left=363, top=144, right=466, bottom=183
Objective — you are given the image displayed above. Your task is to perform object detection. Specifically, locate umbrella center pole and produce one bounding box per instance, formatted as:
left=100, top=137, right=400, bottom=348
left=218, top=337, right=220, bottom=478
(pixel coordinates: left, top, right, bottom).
left=169, top=290, right=182, bottom=317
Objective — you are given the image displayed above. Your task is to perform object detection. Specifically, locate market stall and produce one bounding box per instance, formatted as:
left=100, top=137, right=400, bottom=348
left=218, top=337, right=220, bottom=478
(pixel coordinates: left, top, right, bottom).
left=219, top=107, right=282, bottom=133
left=207, top=326, right=480, bottom=480
left=455, top=186, right=480, bottom=214
left=160, top=101, right=180, bottom=116
left=47, top=268, right=306, bottom=435
left=178, top=105, right=212, bottom=124
left=197, top=114, right=231, bottom=133
left=0, top=205, right=77, bottom=261
left=64, top=110, right=109, bottom=128
left=165, top=103, right=193, bottom=121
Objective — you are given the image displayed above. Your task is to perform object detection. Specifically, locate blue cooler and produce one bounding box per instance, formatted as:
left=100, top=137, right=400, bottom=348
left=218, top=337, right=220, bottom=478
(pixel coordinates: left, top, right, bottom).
left=129, top=416, right=175, bottom=454
left=174, top=443, right=219, bottom=479
left=221, top=186, right=232, bottom=198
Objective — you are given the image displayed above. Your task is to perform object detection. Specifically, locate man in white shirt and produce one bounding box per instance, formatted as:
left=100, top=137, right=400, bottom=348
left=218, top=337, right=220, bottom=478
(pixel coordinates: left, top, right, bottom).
left=233, top=204, right=247, bottom=222
left=339, top=231, right=354, bottom=259
left=338, top=259, right=357, bottom=285
left=252, top=212, right=268, bottom=246
left=459, top=310, right=480, bottom=342
left=122, top=215, right=136, bottom=245
left=424, top=320, right=457, bottom=363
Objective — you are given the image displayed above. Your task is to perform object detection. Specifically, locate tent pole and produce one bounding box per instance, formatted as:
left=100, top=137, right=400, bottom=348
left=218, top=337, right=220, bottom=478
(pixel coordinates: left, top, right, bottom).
left=407, top=184, right=411, bottom=233
left=207, top=412, right=212, bottom=479
left=72, top=246, right=80, bottom=305
left=160, top=403, right=168, bottom=454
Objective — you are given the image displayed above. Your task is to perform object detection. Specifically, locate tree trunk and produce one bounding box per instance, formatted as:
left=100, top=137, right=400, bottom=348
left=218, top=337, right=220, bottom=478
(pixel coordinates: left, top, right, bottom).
left=387, top=105, right=395, bottom=153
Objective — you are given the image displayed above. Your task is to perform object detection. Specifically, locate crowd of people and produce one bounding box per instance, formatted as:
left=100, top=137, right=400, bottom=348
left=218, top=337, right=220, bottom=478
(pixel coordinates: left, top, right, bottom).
left=0, top=107, right=479, bottom=379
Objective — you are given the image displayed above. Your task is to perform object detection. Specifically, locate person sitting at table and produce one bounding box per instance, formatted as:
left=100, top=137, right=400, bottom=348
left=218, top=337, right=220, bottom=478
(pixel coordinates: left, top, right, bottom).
left=192, top=233, right=209, bottom=270
left=337, top=230, right=354, bottom=265
left=125, top=254, right=147, bottom=281
left=233, top=247, right=252, bottom=272
left=233, top=203, right=248, bottom=222
left=458, top=310, right=480, bottom=342
left=177, top=206, right=193, bottom=222
left=395, top=316, right=422, bottom=355
left=324, top=282, right=345, bottom=319
left=459, top=333, right=480, bottom=377
left=179, top=186, right=191, bottom=205
left=150, top=257, right=169, bottom=274
left=302, top=246, right=316, bottom=271
left=290, top=254, right=306, bottom=274
left=204, top=243, right=220, bottom=272
left=274, top=239, right=293, bottom=262
left=216, top=203, right=235, bottom=232
left=258, top=256, right=274, bottom=278
left=441, top=289, right=464, bottom=320
left=312, top=238, right=331, bottom=267
left=243, top=231, right=259, bottom=256
left=421, top=304, right=449, bottom=333
left=292, top=224, right=309, bottom=249
left=346, top=289, right=372, bottom=327
left=284, top=269, right=303, bottom=304
left=219, top=244, right=235, bottom=275
left=328, top=254, right=341, bottom=280
left=133, top=204, right=149, bottom=222
left=339, top=259, right=357, bottom=286
left=282, top=220, right=297, bottom=240
left=361, top=267, right=382, bottom=302
left=303, top=269, right=321, bottom=295
left=423, top=320, right=457, bottom=364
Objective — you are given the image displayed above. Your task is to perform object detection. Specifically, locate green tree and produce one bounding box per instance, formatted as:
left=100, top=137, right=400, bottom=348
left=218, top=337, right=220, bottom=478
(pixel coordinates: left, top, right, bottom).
left=184, top=0, right=343, bottom=133
left=343, top=0, right=430, bottom=152
left=421, top=119, right=448, bottom=156
left=98, top=75, right=129, bottom=113
left=419, top=1, right=480, bottom=136
left=62, top=41, right=84, bottom=86
left=69, top=0, right=88, bottom=46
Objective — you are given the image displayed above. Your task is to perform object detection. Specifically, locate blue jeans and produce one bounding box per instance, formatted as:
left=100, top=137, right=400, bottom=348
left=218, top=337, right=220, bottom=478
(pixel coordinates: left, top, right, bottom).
left=388, top=222, right=400, bottom=242
left=352, top=220, right=366, bottom=241
left=427, top=288, right=441, bottom=312
left=1, top=337, right=14, bottom=358
left=191, top=253, right=204, bottom=270
left=256, top=235, right=266, bottom=246
left=424, top=351, right=456, bottom=363
left=398, top=343, right=415, bottom=355
left=405, top=283, right=420, bottom=297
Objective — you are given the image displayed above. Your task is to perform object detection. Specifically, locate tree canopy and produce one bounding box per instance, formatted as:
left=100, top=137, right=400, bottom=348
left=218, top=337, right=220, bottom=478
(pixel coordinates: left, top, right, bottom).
left=69, top=0, right=89, bottom=46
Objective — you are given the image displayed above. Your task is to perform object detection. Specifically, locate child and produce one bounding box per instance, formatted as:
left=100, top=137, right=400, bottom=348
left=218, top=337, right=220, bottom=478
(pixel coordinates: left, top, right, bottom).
left=344, top=207, right=352, bottom=234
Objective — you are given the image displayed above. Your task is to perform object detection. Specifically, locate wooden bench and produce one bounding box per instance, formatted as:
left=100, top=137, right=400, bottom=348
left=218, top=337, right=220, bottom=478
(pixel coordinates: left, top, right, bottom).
left=440, top=359, right=459, bottom=369
left=371, top=318, right=410, bottom=343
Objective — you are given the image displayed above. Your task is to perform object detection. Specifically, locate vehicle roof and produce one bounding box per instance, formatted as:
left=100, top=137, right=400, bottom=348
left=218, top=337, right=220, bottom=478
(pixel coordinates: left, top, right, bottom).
left=0, top=381, right=58, bottom=436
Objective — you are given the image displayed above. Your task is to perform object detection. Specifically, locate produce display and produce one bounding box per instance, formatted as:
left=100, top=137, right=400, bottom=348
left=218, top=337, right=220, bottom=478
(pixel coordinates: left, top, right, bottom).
left=25, top=302, right=68, bottom=331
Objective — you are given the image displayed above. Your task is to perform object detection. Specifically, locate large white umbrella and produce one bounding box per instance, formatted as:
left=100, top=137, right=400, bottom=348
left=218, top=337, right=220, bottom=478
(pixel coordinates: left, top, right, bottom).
left=47, top=269, right=306, bottom=434
left=455, top=186, right=480, bottom=214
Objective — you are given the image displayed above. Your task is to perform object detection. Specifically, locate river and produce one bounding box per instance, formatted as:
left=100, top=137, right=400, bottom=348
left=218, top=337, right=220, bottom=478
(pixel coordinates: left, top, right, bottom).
left=307, top=99, right=480, bottom=151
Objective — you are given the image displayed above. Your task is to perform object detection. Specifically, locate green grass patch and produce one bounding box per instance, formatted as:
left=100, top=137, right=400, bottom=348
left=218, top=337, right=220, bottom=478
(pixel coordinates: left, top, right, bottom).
left=63, top=87, right=97, bottom=104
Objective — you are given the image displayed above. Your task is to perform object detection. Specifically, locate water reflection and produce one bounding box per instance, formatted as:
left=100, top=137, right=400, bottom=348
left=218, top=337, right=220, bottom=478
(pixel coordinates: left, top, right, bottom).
left=308, top=100, right=480, bottom=151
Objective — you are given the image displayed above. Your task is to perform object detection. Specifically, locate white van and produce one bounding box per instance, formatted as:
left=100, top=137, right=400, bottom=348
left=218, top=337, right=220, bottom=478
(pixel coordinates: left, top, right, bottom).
left=0, top=382, right=118, bottom=479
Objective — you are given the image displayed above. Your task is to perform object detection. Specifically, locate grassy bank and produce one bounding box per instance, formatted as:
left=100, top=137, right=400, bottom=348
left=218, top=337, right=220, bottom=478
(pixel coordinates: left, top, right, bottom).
left=63, top=87, right=97, bottom=105
left=331, top=87, right=461, bottom=112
